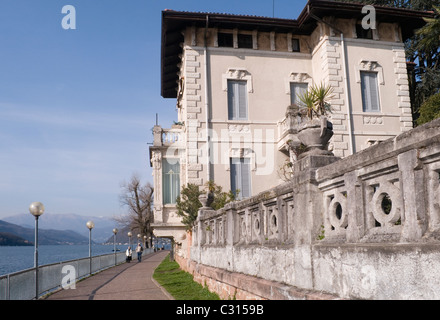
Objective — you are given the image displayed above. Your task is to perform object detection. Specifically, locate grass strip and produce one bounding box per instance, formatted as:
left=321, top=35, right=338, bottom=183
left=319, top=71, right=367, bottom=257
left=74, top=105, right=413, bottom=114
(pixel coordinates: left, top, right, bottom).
left=153, top=254, right=220, bottom=300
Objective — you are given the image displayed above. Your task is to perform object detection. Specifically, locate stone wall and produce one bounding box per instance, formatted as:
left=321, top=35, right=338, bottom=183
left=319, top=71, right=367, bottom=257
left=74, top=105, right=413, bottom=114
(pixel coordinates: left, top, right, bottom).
left=183, top=118, right=440, bottom=299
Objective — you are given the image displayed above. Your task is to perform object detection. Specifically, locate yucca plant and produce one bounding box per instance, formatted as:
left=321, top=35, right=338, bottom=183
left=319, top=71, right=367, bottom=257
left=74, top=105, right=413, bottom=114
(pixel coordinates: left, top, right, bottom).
left=297, top=82, right=334, bottom=120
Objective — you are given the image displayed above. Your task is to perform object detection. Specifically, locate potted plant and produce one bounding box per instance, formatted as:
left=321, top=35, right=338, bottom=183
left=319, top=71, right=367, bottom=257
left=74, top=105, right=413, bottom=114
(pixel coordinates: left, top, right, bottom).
left=296, top=82, right=334, bottom=158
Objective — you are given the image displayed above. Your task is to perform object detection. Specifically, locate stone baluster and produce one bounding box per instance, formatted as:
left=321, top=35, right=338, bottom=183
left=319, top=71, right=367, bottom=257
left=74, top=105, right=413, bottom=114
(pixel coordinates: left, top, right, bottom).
left=398, top=149, right=428, bottom=241
left=344, top=171, right=365, bottom=242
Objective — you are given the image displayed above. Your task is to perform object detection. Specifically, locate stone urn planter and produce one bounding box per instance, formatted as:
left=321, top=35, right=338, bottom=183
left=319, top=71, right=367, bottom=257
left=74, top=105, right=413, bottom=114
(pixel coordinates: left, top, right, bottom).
left=198, top=192, right=213, bottom=209
left=295, top=82, right=335, bottom=159
left=297, top=116, right=334, bottom=158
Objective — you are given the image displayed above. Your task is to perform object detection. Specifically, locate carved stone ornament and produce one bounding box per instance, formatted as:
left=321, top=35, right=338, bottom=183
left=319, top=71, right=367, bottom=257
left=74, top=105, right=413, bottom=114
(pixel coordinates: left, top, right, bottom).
left=151, top=151, right=162, bottom=170
left=222, top=68, right=253, bottom=92
left=289, top=72, right=312, bottom=83
left=228, top=124, right=250, bottom=134
left=360, top=60, right=378, bottom=71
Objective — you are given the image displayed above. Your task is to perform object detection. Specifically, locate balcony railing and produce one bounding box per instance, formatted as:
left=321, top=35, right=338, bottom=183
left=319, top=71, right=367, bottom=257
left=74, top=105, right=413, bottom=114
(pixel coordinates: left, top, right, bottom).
left=152, top=125, right=184, bottom=147
left=277, top=105, right=303, bottom=151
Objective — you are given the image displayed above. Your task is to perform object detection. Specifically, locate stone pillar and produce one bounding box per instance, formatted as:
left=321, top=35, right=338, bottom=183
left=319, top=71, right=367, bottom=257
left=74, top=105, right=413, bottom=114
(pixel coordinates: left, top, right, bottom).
left=193, top=209, right=205, bottom=264
left=151, top=150, right=163, bottom=223
left=153, top=125, right=162, bottom=146
left=292, top=154, right=339, bottom=289
left=225, top=203, right=238, bottom=271
left=398, top=149, right=427, bottom=241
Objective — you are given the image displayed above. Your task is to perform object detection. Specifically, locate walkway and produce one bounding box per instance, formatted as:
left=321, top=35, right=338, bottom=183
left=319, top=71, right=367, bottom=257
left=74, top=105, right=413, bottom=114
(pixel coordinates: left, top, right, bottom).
left=45, top=250, right=173, bottom=300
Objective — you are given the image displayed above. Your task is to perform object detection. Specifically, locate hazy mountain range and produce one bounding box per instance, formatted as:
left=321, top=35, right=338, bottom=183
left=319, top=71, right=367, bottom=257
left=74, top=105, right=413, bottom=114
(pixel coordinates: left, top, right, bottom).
left=0, top=219, right=90, bottom=245
left=2, top=213, right=119, bottom=244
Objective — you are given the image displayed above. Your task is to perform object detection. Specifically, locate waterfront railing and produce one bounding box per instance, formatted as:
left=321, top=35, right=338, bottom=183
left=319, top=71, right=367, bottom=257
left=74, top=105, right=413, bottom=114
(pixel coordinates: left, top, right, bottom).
left=0, top=248, right=154, bottom=300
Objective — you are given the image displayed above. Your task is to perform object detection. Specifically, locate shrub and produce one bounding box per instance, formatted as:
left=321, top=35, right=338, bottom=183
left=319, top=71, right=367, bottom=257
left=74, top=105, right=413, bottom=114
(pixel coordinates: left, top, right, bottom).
left=417, top=92, right=440, bottom=125
left=176, top=181, right=237, bottom=231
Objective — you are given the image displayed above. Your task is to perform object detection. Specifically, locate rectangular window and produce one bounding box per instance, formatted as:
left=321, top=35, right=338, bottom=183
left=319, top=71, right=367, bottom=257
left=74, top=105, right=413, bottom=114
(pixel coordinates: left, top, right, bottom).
left=238, top=34, right=253, bottom=49
left=292, top=38, right=300, bottom=52
left=290, top=82, right=308, bottom=106
left=360, top=71, right=380, bottom=112
left=218, top=32, right=233, bottom=47
left=230, top=158, right=251, bottom=199
left=228, top=80, right=248, bottom=120
left=162, top=159, right=180, bottom=204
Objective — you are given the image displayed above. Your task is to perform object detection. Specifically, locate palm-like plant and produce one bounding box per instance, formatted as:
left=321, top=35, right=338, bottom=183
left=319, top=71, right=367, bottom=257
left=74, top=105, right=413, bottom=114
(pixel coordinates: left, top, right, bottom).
left=297, top=82, right=334, bottom=120
left=297, top=89, right=316, bottom=119
left=416, top=5, right=440, bottom=54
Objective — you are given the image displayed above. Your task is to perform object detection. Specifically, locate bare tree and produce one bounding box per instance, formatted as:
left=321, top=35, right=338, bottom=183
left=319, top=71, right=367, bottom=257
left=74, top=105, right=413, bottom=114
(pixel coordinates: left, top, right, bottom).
left=116, top=174, right=154, bottom=246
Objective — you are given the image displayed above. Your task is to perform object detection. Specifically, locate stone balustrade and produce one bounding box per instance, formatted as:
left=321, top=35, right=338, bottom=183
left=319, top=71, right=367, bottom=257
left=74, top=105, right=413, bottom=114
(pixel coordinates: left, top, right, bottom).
left=152, top=124, right=184, bottom=147
left=162, top=128, right=183, bottom=146
left=189, top=118, right=440, bottom=299
left=316, top=118, right=440, bottom=244
left=276, top=105, right=302, bottom=152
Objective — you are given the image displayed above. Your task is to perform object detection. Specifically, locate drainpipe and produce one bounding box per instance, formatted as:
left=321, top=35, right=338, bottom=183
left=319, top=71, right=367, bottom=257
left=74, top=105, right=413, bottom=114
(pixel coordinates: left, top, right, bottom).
left=339, top=33, right=355, bottom=155
left=204, top=15, right=211, bottom=182
left=309, top=11, right=355, bottom=155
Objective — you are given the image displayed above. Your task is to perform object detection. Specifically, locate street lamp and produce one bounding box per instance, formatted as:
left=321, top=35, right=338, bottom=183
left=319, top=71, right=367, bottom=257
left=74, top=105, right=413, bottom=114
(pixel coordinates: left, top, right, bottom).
left=143, top=235, right=147, bottom=249
left=127, top=231, right=132, bottom=250
left=137, top=234, right=141, bottom=252
left=86, top=221, right=94, bottom=275
left=113, top=228, right=118, bottom=265
left=29, top=201, right=44, bottom=299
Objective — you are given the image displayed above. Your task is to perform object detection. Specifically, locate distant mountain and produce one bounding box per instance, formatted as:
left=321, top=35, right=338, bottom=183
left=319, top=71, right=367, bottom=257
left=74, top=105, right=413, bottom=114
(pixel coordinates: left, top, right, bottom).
left=3, top=213, right=118, bottom=243
left=0, top=232, right=32, bottom=246
left=0, top=220, right=89, bottom=245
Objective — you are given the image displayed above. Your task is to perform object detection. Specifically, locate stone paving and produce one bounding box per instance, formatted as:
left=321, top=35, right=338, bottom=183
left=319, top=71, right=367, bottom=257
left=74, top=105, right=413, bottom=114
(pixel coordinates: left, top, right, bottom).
left=45, top=250, right=173, bottom=300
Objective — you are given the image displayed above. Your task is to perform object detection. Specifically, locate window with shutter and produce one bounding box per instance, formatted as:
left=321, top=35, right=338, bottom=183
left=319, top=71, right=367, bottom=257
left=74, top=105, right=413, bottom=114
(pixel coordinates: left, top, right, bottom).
left=360, top=71, right=380, bottom=112
left=162, top=159, right=180, bottom=204
left=230, top=158, right=251, bottom=199
left=290, top=82, right=308, bottom=106
left=228, top=80, right=248, bottom=120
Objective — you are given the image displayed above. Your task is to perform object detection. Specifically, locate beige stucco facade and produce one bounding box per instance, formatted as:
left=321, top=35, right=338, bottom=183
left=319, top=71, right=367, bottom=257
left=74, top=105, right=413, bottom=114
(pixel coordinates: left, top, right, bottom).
left=150, top=4, right=426, bottom=257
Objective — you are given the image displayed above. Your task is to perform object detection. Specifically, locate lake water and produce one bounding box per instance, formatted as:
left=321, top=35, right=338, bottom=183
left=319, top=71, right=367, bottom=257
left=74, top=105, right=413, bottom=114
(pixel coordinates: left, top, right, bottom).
left=0, top=244, right=129, bottom=276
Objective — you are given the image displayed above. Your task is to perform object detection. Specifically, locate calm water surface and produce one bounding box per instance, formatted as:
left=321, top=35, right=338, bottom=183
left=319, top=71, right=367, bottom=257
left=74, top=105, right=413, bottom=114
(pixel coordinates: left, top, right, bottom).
left=0, top=244, right=127, bottom=276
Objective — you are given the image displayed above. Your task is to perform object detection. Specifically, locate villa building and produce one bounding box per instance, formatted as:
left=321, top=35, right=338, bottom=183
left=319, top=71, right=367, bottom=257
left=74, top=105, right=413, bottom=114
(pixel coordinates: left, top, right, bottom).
left=149, top=0, right=429, bottom=255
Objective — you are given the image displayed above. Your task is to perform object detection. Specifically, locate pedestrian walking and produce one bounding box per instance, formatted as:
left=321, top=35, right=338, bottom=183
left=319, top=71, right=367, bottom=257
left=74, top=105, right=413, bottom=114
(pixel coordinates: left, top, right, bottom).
left=136, top=243, right=143, bottom=262
left=125, top=246, right=132, bottom=263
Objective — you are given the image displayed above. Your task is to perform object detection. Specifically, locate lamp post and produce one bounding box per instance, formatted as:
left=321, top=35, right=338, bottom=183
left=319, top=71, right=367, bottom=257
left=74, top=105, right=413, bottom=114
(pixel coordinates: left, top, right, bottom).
left=113, top=228, right=118, bottom=265
left=127, top=231, right=132, bottom=250
left=143, top=235, right=147, bottom=249
left=86, top=221, right=94, bottom=275
left=29, top=201, right=44, bottom=299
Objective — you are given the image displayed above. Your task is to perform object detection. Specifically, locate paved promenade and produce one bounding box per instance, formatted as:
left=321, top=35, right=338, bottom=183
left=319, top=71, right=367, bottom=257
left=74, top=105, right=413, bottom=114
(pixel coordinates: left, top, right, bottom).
left=45, top=250, right=173, bottom=300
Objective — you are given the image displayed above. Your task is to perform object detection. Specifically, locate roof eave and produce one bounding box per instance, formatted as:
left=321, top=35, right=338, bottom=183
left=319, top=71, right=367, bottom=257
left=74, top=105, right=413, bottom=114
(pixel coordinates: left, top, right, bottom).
left=160, top=1, right=434, bottom=98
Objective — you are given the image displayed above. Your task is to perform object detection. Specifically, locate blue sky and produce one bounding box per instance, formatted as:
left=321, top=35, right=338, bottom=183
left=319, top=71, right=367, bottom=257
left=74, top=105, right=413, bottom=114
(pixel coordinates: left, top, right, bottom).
left=0, top=0, right=307, bottom=219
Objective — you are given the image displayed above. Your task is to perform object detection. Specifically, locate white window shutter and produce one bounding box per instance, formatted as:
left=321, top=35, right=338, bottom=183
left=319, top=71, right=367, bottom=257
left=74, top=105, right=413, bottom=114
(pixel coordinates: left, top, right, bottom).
left=230, top=158, right=251, bottom=199
left=361, top=71, right=380, bottom=112
left=228, top=80, right=248, bottom=120
left=290, top=82, right=308, bottom=105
